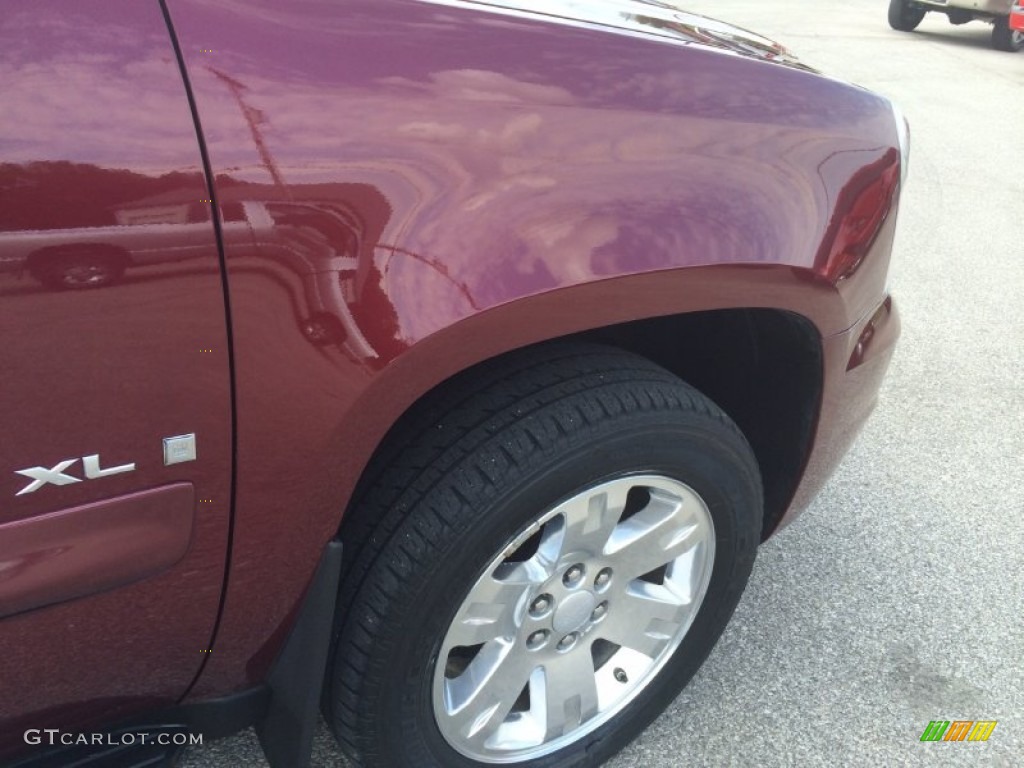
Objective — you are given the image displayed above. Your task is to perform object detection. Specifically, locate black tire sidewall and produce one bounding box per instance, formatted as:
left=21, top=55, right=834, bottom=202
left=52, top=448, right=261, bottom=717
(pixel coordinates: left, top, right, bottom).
left=888, top=0, right=925, bottom=31
left=36, top=252, right=125, bottom=290
left=993, top=16, right=1024, bottom=51
left=362, top=413, right=760, bottom=768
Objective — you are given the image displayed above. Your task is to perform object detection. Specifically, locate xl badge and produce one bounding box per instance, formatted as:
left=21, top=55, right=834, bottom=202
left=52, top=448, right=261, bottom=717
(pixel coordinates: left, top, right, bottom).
left=14, top=454, right=136, bottom=496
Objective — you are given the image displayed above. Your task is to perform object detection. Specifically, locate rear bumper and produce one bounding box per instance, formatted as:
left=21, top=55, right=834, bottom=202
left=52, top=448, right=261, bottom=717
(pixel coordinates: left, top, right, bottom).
left=918, top=0, right=1011, bottom=15
left=775, top=295, right=901, bottom=531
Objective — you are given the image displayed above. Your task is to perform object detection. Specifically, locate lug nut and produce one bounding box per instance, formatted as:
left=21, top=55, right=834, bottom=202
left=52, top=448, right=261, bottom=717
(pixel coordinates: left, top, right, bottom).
left=563, top=564, right=585, bottom=587
left=614, top=667, right=628, bottom=683
left=557, top=633, right=578, bottom=651
left=594, top=567, right=613, bottom=589
left=590, top=601, right=608, bottom=622
left=530, top=594, right=552, bottom=617
left=526, top=630, right=549, bottom=650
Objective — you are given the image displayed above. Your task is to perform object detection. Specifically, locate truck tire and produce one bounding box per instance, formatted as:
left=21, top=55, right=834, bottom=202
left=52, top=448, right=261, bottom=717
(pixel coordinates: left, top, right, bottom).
left=326, top=344, right=762, bottom=768
left=888, top=0, right=926, bottom=31
left=31, top=247, right=127, bottom=290
left=992, top=15, right=1024, bottom=51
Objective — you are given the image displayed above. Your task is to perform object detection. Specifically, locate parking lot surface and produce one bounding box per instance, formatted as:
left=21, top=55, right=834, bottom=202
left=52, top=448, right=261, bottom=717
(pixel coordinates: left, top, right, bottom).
left=184, top=1, right=1024, bottom=766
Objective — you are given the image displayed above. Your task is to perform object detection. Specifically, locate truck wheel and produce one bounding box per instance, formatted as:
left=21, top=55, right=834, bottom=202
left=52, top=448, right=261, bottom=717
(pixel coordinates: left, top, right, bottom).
left=888, top=0, right=926, bottom=31
left=33, top=248, right=127, bottom=290
left=992, top=15, right=1024, bottom=51
left=326, top=345, right=762, bottom=768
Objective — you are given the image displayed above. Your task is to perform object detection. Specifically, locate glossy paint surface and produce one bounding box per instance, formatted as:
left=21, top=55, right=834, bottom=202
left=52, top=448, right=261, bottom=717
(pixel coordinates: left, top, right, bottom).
left=1010, top=3, right=1024, bottom=29
left=167, top=0, right=901, bottom=697
left=422, top=0, right=811, bottom=69
left=0, top=1, right=231, bottom=754
left=0, top=483, right=195, bottom=619
left=789, top=295, right=900, bottom=517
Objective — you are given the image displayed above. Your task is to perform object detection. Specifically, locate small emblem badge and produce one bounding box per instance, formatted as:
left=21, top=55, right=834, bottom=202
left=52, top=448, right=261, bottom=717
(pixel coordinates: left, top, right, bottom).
left=15, top=454, right=136, bottom=496
left=163, top=434, right=197, bottom=466
left=14, top=435, right=198, bottom=496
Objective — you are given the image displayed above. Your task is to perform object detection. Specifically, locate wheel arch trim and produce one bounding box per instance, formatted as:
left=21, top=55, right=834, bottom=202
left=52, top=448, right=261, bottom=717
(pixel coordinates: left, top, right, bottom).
left=332, top=264, right=837, bottom=539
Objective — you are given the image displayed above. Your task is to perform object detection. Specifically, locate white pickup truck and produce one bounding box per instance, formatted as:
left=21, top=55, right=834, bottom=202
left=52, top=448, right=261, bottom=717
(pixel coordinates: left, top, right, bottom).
left=0, top=201, right=215, bottom=289
left=0, top=191, right=398, bottom=363
left=888, top=0, right=1023, bottom=51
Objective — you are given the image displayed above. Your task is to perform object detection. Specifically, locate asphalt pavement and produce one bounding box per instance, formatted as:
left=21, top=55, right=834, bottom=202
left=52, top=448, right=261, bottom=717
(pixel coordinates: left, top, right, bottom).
left=184, top=1, right=1024, bottom=766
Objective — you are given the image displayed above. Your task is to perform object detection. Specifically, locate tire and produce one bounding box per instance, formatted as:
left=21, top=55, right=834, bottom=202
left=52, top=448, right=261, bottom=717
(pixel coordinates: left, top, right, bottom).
left=300, top=312, right=346, bottom=345
left=32, top=249, right=127, bottom=290
left=326, top=344, right=762, bottom=768
left=888, top=0, right=926, bottom=31
left=992, top=15, right=1024, bottom=51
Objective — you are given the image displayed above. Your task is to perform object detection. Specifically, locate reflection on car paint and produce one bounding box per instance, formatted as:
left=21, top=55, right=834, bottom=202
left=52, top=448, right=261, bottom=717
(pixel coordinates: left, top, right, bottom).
left=0, top=0, right=234, bottom=741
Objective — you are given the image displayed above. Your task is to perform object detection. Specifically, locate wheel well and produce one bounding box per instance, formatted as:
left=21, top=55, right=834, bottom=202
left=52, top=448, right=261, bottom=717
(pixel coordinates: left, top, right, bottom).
left=346, top=308, right=822, bottom=543
left=576, top=309, right=822, bottom=539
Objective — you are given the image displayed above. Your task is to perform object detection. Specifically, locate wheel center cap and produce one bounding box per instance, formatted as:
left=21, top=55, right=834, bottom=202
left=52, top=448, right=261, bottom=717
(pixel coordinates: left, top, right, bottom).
left=552, top=591, right=596, bottom=634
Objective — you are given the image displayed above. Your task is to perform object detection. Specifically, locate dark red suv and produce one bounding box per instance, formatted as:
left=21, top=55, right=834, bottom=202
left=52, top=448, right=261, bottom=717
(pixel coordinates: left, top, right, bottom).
left=0, top=2, right=904, bottom=767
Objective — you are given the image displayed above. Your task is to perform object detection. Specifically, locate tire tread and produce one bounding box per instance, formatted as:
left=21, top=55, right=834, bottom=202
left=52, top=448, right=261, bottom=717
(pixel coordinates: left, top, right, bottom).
left=328, top=343, right=756, bottom=767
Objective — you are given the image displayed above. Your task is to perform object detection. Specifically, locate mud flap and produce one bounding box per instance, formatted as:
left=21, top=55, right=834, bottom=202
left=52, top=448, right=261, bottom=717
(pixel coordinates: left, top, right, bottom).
left=257, top=539, right=343, bottom=768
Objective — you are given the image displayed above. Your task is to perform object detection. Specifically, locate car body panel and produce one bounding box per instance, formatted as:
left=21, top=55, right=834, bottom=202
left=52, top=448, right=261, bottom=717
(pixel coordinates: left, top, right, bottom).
left=420, top=0, right=811, bottom=69
left=790, top=295, right=900, bottom=515
left=0, top=0, right=232, bottom=755
left=1010, top=1, right=1024, bottom=28
left=164, top=0, right=902, bottom=698
left=0, top=0, right=903, bottom=761
left=0, top=483, right=196, bottom=619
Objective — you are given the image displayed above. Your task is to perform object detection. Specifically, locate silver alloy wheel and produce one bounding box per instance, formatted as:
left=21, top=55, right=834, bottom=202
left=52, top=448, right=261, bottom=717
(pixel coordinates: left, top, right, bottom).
left=432, top=474, right=716, bottom=763
left=61, top=263, right=112, bottom=287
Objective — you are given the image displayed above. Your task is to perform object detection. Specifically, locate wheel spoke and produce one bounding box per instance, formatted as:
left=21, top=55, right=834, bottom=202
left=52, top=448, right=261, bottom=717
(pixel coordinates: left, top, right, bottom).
left=432, top=475, right=719, bottom=762
left=494, top=521, right=565, bottom=585
left=553, top=483, right=630, bottom=559
left=443, top=640, right=535, bottom=746
left=605, top=493, right=708, bottom=581
left=444, top=574, right=530, bottom=648
left=598, top=583, right=690, bottom=659
left=538, top=648, right=600, bottom=739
